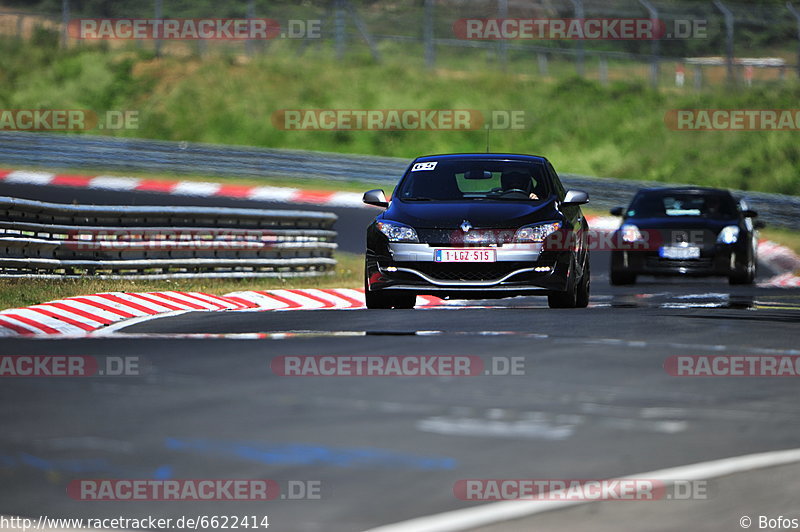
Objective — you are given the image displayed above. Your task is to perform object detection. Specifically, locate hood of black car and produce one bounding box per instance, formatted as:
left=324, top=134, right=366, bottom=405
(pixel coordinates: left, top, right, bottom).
left=382, top=198, right=562, bottom=229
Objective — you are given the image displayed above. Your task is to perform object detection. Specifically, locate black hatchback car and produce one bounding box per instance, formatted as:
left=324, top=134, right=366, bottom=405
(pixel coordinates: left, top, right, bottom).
left=609, top=187, right=761, bottom=285
left=362, top=153, right=591, bottom=309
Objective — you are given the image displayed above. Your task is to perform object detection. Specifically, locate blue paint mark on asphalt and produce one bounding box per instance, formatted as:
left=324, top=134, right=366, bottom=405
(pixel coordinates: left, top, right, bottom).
left=164, top=438, right=456, bottom=470
left=153, top=464, right=174, bottom=479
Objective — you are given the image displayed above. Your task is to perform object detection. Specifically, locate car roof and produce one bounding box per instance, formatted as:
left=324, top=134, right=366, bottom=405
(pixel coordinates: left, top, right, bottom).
left=414, top=153, right=548, bottom=163
left=637, top=186, right=733, bottom=196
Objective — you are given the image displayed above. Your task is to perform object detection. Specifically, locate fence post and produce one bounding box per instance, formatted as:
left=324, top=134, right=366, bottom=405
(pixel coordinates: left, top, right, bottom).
left=335, top=0, right=346, bottom=59
left=154, top=0, right=163, bottom=57
left=245, top=0, right=255, bottom=57
left=599, top=56, right=608, bottom=85
left=569, top=0, right=585, bottom=77
left=788, top=2, right=800, bottom=79
left=497, top=0, right=508, bottom=69
left=537, top=53, right=548, bottom=76
left=693, top=64, right=702, bottom=89
left=639, top=0, right=660, bottom=88
left=424, top=0, right=435, bottom=68
left=713, top=0, right=735, bottom=84
left=61, top=0, right=69, bottom=48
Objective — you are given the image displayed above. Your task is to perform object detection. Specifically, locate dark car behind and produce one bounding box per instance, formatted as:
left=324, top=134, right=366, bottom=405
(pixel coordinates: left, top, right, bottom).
left=609, top=187, right=761, bottom=285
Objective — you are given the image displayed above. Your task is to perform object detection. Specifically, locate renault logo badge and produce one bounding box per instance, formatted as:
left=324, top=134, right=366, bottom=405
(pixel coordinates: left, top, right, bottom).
left=460, top=221, right=472, bottom=233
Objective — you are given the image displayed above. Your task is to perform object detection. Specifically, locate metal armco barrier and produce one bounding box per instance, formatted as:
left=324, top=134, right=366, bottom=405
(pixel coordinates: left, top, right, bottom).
left=0, top=132, right=797, bottom=229
left=0, top=196, right=337, bottom=279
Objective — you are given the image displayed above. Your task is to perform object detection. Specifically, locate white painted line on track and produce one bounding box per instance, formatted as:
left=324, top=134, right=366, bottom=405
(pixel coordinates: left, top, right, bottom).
left=362, top=447, right=800, bottom=532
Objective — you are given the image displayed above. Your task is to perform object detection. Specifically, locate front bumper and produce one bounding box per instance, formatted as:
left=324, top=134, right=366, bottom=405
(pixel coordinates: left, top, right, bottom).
left=610, top=246, right=748, bottom=277
left=366, top=242, right=573, bottom=297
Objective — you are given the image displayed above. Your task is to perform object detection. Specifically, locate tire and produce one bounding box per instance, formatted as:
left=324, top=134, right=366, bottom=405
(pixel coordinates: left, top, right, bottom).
left=364, top=263, right=417, bottom=309
left=364, top=264, right=393, bottom=309
left=365, top=286, right=395, bottom=309
left=548, top=263, right=579, bottom=309
left=610, top=270, right=636, bottom=285
left=392, top=292, right=417, bottom=309
left=575, top=259, right=590, bottom=308
left=729, top=260, right=755, bottom=285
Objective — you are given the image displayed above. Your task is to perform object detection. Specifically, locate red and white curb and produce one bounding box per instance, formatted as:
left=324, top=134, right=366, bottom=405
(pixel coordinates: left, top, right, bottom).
left=0, top=169, right=365, bottom=208
left=0, top=289, right=445, bottom=337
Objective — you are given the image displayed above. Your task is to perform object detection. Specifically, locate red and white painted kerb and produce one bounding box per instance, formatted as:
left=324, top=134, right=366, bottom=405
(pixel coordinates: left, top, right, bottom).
left=0, top=289, right=445, bottom=337
left=0, top=169, right=365, bottom=208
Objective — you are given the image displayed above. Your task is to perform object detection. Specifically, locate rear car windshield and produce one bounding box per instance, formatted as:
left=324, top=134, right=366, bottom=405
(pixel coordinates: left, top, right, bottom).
left=626, top=192, right=738, bottom=219
left=396, top=159, right=551, bottom=201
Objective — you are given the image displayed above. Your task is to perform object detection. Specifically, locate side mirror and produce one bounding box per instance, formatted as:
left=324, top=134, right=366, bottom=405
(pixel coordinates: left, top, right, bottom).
left=742, top=209, right=758, bottom=218
left=609, top=206, right=624, bottom=216
left=363, top=189, right=389, bottom=208
left=562, top=189, right=589, bottom=205
left=754, top=220, right=766, bottom=230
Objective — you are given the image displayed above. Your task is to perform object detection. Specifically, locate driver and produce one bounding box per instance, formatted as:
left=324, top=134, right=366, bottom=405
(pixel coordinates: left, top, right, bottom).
left=500, top=170, right=539, bottom=200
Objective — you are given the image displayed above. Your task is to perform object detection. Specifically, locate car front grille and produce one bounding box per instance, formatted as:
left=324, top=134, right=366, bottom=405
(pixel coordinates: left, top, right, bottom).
left=400, top=261, right=531, bottom=282
left=645, top=257, right=714, bottom=269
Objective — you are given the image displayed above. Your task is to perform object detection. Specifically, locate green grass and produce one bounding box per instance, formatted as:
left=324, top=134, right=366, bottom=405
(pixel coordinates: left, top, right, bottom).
left=0, top=252, right=363, bottom=311
left=2, top=37, right=800, bottom=196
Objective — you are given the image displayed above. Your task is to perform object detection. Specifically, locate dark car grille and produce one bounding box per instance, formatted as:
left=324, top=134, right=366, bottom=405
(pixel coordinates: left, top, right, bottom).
left=646, top=257, right=713, bottom=269
left=416, top=229, right=518, bottom=245
left=402, top=261, right=531, bottom=282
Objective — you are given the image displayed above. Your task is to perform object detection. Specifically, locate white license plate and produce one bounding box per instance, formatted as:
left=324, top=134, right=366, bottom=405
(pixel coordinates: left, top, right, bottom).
left=434, top=248, right=496, bottom=263
left=659, top=246, right=701, bottom=260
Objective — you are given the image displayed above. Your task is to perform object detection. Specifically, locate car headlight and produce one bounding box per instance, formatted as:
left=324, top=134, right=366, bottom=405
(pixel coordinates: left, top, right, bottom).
left=717, top=225, right=739, bottom=244
left=620, top=223, right=644, bottom=243
left=513, top=222, right=562, bottom=243
left=376, top=221, right=418, bottom=243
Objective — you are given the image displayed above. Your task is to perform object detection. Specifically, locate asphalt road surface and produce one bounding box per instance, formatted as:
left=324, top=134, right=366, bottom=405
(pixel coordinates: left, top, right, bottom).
left=1, top=182, right=799, bottom=531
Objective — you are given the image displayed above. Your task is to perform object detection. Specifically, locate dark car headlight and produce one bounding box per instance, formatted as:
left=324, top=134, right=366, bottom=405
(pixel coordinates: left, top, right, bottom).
left=513, top=222, right=562, bottom=243
left=620, top=223, right=644, bottom=243
left=376, top=221, right=419, bottom=243
left=717, top=225, right=739, bottom=244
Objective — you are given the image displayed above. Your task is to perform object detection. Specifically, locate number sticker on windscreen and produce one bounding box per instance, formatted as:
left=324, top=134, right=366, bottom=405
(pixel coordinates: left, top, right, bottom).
left=411, top=162, right=437, bottom=171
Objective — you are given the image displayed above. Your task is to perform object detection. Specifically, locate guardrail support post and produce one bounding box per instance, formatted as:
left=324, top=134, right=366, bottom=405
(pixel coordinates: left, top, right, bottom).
left=713, top=0, right=735, bottom=84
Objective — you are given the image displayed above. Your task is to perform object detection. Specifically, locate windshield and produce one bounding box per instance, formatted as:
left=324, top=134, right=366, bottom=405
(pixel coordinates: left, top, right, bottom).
left=396, top=159, right=551, bottom=201
left=626, top=192, right=738, bottom=219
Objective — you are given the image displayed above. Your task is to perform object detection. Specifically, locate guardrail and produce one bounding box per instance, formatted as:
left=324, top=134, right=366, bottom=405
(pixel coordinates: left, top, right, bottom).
left=0, top=196, right=337, bottom=279
left=0, top=132, right=798, bottom=229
